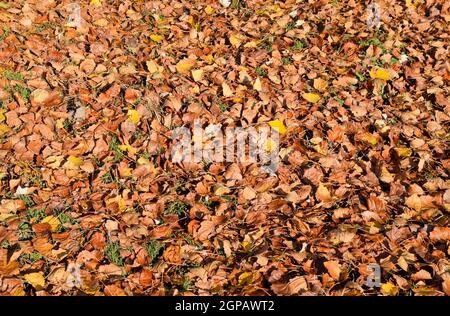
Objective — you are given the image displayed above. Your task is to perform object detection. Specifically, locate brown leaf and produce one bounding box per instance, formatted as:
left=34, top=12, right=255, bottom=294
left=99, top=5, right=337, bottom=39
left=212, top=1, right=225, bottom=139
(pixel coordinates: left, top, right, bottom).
left=163, top=245, right=181, bottom=264
left=104, top=284, right=127, bottom=296
left=324, top=260, right=341, bottom=280
left=430, top=227, right=450, bottom=241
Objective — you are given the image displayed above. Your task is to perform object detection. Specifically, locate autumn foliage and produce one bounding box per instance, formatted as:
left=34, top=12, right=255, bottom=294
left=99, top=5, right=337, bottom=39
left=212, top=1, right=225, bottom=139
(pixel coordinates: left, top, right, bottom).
left=0, top=0, right=449, bottom=296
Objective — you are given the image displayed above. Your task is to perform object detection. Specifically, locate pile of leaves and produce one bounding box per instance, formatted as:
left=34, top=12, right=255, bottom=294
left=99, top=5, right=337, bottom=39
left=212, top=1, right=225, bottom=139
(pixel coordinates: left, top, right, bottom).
left=0, top=0, right=449, bottom=296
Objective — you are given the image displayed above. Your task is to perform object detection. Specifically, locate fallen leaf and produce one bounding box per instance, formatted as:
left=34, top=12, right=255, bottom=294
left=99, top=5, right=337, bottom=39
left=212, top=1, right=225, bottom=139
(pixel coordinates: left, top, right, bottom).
left=316, top=183, right=332, bottom=203
left=222, top=82, right=233, bottom=97
left=127, top=109, right=141, bottom=124
left=150, top=34, right=164, bottom=42
left=302, top=93, right=321, bottom=103
left=24, top=272, right=45, bottom=289
left=313, top=78, right=327, bottom=91
left=324, top=260, right=341, bottom=280
left=191, top=69, right=203, bottom=82
left=176, top=59, right=196, bottom=74
left=370, top=68, right=391, bottom=80
left=90, top=0, right=102, bottom=7
left=253, top=77, right=262, bottom=91
left=381, top=282, right=398, bottom=295
left=268, top=120, right=287, bottom=134
left=41, top=215, right=61, bottom=232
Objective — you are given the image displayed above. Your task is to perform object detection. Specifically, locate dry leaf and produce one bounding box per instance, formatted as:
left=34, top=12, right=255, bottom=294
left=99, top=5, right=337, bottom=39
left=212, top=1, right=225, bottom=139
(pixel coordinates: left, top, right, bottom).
left=24, top=272, right=45, bottom=289
left=268, top=120, right=287, bottom=134
left=302, top=93, right=321, bottom=103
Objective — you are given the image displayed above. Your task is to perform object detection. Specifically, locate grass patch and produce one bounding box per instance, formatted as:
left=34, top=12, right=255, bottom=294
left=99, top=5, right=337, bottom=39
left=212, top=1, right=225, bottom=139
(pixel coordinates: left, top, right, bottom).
left=255, top=67, right=267, bottom=77
left=355, top=72, right=366, bottom=82
left=282, top=57, right=293, bottom=65
left=218, top=101, right=229, bottom=112
left=231, top=0, right=242, bottom=10
left=164, top=201, right=188, bottom=216
left=285, top=22, right=296, bottom=31
left=26, top=208, right=45, bottom=222
left=0, top=27, right=10, bottom=41
left=57, top=211, right=77, bottom=230
left=104, top=241, right=124, bottom=266
left=146, top=240, right=163, bottom=264
left=182, top=278, right=191, bottom=291
left=18, top=222, right=34, bottom=241
left=101, top=171, right=115, bottom=184
left=109, top=134, right=126, bottom=162
left=3, top=70, right=23, bottom=81
left=18, top=251, right=43, bottom=265
left=9, top=84, right=31, bottom=102
left=293, top=40, right=307, bottom=50
left=201, top=197, right=219, bottom=211
left=18, top=194, right=35, bottom=208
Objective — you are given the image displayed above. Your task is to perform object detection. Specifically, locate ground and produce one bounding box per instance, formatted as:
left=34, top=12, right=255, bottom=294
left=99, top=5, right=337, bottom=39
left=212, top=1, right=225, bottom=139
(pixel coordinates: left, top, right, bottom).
left=0, top=0, right=449, bottom=296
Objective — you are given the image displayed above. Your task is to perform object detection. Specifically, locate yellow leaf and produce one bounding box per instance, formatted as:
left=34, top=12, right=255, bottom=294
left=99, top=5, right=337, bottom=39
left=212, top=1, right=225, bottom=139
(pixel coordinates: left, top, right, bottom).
left=41, top=215, right=61, bottom=232
left=380, top=166, right=394, bottom=183
left=55, top=118, right=65, bottom=129
left=67, top=155, right=83, bottom=167
left=137, top=156, right=151, bottom=165
left=238, top=272, right=253, bottom=285
left=268, top=120, right=287, bottom=134
left=302, top=93, right=321, bottom=103
left=313, top=78, right=328, bottom=91
left=244, top=40, right=260, bottom=48
left=191, top=86, right=200, bottom=94
left=203, top=54, right=215, bottom=63
left=314, top=144, right=327, bottom=155
left=118, top=144, right=137, bottom=155
left=406, top=0, right=421, bottom=9
left=150, top=34, right=164, bottom=43
left=127, top=109, right=141, bottom=124
left=395, top=147, right=412, bottom=158
left=0, top=108, right=5, bottom=122
left=241, top=241, right=252, bottom=252
left=0, top=123, right=10, bottom=135
left=214, top=185, right=231, bottom=196
left=229, top=34, right=243, bottom=47
left=369, top=68, right=391, bottom=80
left=205, top=5, right=215, bottom=15
left=264, top=138, right=277, bottom=152
left=176, top=59, right=196, bottom=74
left=90, top=0, right=102, bottom=7
left=146, top=60, right=158, bottom=73
left=253, top=77, right=262, bottom=91
left=117, top=196, right=126, bottom=212
left=24, top=272, right=45, bottom=289
left=10, top=286, right=25, bottom=296
left=191, top=69, right=203, bottom=82
left=381, top=282, right=398, bottom=295
left=361, top=133, right=378, bottom=146
left=222, top=82, right=233, bottom=97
